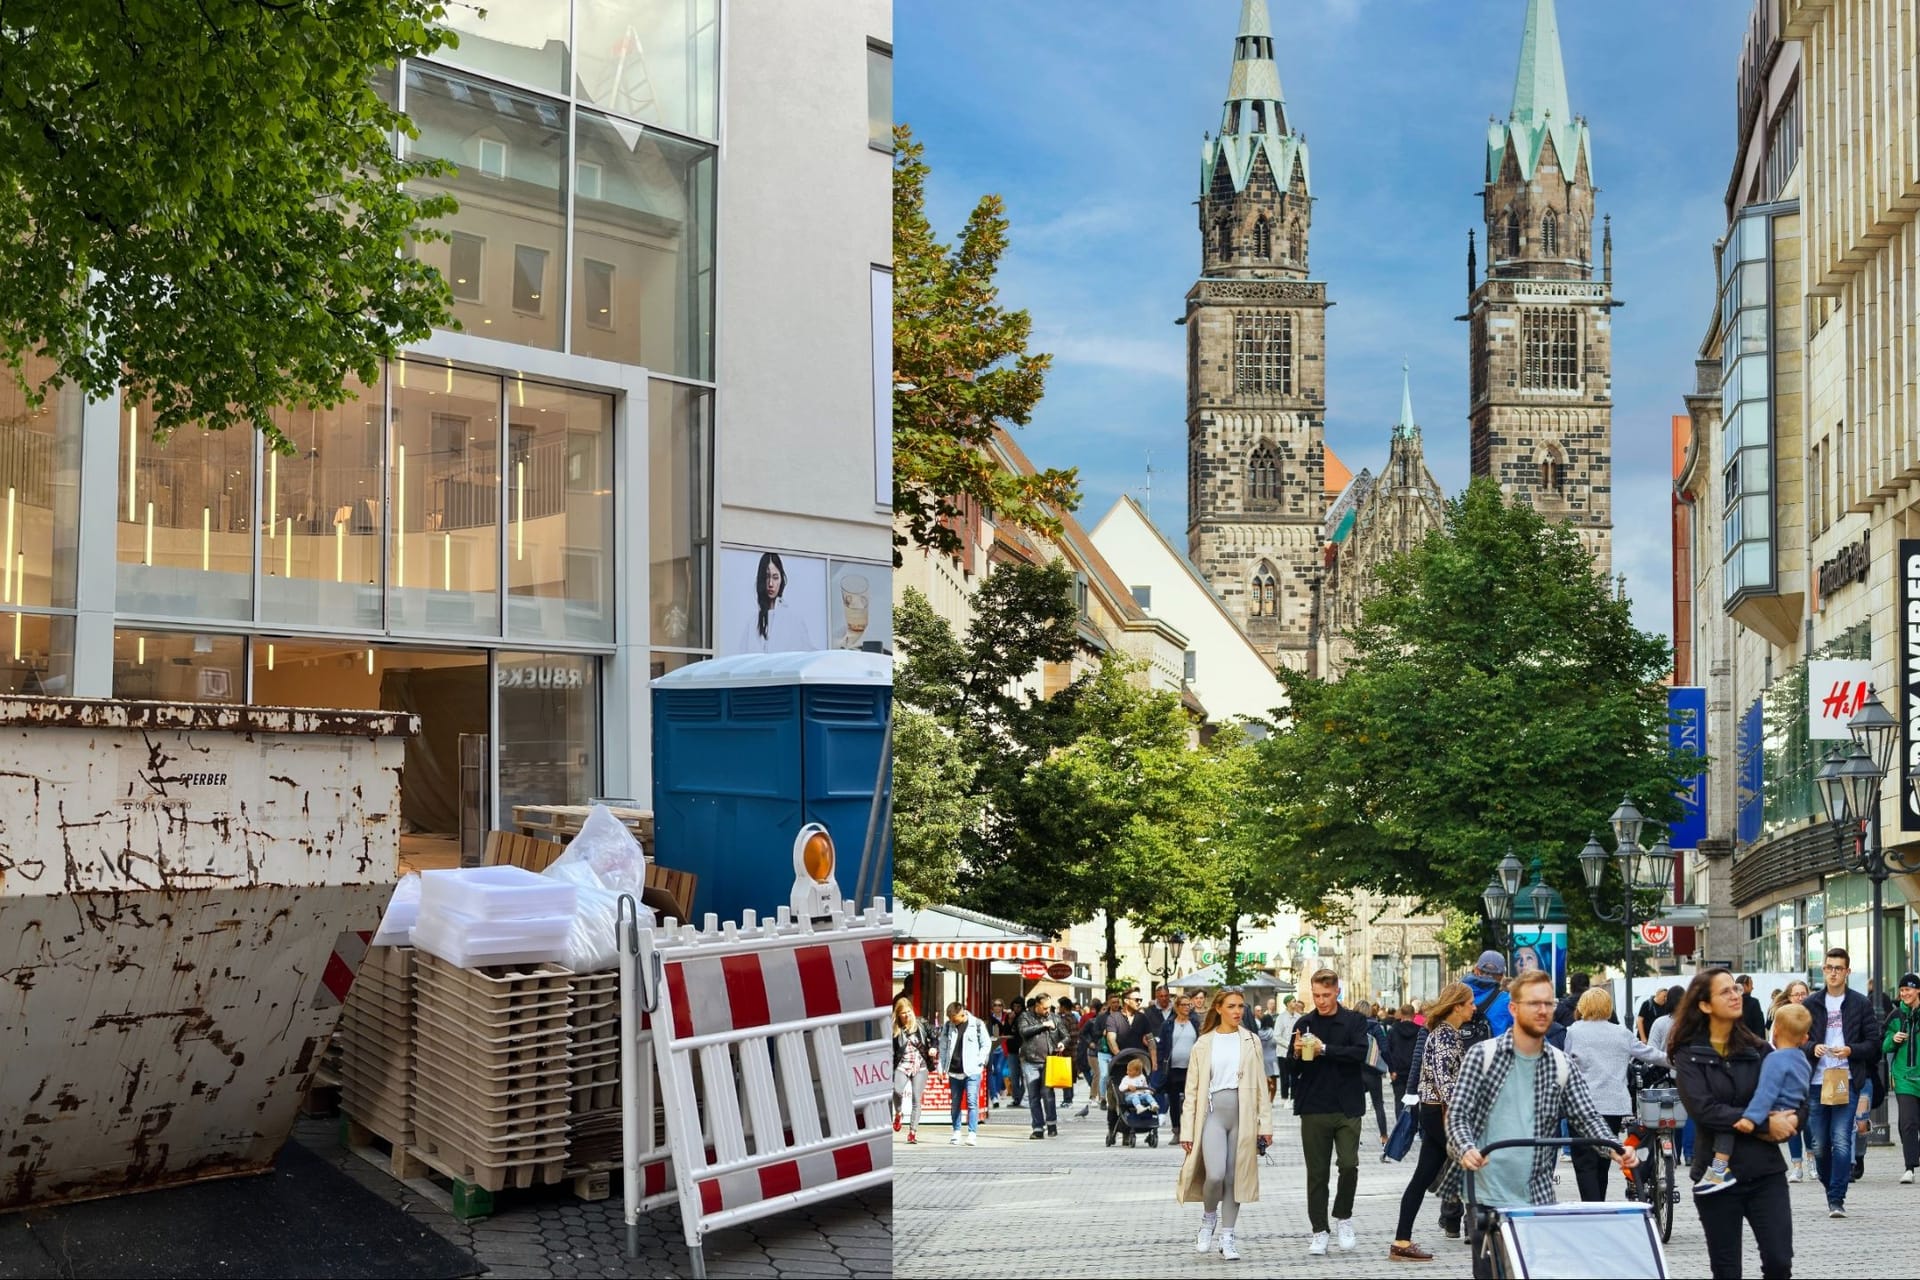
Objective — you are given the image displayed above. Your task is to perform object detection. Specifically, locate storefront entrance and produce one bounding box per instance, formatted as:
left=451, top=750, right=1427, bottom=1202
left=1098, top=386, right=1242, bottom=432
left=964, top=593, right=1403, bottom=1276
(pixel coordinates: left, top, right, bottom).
left=253, top=642, right=488, bottom=869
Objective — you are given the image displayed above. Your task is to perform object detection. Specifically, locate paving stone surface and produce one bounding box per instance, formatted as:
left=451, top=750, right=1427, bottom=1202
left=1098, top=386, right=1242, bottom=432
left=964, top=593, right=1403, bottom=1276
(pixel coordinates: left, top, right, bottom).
left=896, top=1096, right=1920, bottom=1278
left=294, top=1114, right=890, bottom=1277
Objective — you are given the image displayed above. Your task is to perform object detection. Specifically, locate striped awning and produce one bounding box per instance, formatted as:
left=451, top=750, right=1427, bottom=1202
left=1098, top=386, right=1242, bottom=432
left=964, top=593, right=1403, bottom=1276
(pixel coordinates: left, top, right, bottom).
left=894, top=941, right=1070, bottom=962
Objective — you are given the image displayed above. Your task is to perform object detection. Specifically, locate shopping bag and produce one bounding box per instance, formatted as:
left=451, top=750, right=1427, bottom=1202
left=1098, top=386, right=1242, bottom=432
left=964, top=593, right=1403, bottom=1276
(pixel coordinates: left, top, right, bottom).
left=1362, top=1035, right=1387, bottom=1075
left=1385, top=1105, right=1419, bottom=1162
left=1045, top=1055, right=1073, bottom=1089
left=1821, top=1065, right=1850, bottom=1106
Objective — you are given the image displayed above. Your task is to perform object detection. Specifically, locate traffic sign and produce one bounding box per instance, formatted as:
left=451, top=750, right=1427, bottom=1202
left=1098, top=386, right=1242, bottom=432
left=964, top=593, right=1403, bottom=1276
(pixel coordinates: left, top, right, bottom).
left=1046, top=962, right=1073, bottom=980
left=1020, top=961, right=1047, bottom=980
left=1638, top=922, right=1670, bottom=947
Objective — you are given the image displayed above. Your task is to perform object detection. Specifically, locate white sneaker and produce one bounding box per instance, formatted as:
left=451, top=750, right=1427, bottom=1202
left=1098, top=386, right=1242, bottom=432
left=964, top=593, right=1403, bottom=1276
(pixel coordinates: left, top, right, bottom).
left=1308, top=1231, right=1329, bottom=1256
left=948, top=1132, right=961, bottom=1145
left=1335, top=1219, right=1356, bottom=1251
left=1196, top=1213, right=1217, bottom=1253
left=964, top=1132, right=977, bottom=1146
left=1903, top=1169, right=1915, bottom=1185
left=1218, top=1230, right=1240, bottom=1261
left=1788, top=1160, right=1803, bottom=1183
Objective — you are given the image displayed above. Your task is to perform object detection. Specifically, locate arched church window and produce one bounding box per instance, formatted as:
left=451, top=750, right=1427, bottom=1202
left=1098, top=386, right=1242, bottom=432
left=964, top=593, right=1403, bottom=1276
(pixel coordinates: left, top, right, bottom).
left=1505, top=213, right=1521, bottom=257
left=1541, top=210, right=1558, bottom=255
left=1253, top=217, right=1272, bottom=259
left=1251, top=566, right=1278, bottom=618
left=1249, top=443, right=1279, bottom=501
left=1216, top=219, right=1233, bottom=259
left=1539, top=445, right=1566, bottom=494
left=1288, top=223, right=1304, bottom=263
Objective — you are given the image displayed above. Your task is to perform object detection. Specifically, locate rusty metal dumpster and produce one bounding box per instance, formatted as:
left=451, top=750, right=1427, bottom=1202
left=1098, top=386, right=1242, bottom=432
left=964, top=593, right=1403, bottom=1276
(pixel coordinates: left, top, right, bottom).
left=0, top=697, right=416, bottom=1209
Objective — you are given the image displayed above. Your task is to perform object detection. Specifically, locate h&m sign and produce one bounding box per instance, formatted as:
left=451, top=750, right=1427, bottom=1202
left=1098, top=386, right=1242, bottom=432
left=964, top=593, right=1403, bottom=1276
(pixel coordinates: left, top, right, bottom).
left=1818, top=533, right=1870, bottom=607
left=1809, top=659, right=1872, bottom=742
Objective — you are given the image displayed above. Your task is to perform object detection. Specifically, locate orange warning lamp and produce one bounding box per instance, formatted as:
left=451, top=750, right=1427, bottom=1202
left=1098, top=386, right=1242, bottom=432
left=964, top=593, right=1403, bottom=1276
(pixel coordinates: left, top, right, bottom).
left=790, top=822, right=843, bottom=919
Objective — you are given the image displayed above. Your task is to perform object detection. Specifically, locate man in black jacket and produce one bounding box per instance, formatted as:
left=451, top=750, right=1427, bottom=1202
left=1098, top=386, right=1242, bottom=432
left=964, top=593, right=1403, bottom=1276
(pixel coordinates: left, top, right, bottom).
left=1802, top=947, right=1881, bottom=1216
left=1736, top=974, right=1767, bottom=1037
left=1385, top=1004, right=1421, bottom=1120
left=1287, top=969, right=1371, bottom=1256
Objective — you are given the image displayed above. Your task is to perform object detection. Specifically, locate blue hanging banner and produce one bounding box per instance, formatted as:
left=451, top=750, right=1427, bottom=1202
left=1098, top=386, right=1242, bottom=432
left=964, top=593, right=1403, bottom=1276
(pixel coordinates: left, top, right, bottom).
left=1668, top=686, right=1708, bottom=850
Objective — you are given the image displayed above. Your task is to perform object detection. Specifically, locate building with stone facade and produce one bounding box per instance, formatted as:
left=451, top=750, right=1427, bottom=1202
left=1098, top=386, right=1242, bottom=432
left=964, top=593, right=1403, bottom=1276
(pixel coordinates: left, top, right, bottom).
left=1677, top=0, right=1920, bottom=992
left=1183, top=0, right=1332, bottom=676
left=1465, top=0, right=1615, bottom=579
left=1320, top=369, right=1446, bottom=678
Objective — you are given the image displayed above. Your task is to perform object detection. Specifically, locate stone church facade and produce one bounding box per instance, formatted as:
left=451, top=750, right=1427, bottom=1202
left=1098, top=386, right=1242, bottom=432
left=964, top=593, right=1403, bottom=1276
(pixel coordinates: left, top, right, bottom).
left=1465, top=0, right=1615, bottom=577
left=1183, top=1, right=1328, bottom=674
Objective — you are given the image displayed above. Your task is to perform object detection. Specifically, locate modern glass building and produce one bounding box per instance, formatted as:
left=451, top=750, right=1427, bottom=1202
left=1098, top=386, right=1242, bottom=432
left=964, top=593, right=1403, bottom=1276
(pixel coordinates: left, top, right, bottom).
left=0, top=0, right=894, bottom=857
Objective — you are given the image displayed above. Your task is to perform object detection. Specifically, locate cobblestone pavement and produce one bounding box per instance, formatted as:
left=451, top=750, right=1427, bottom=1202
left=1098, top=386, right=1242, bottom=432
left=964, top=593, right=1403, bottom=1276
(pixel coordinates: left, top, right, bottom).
left=293, top=1115, right=891, bottom=1278
left=896, top=1096, right=1920, bottom=1278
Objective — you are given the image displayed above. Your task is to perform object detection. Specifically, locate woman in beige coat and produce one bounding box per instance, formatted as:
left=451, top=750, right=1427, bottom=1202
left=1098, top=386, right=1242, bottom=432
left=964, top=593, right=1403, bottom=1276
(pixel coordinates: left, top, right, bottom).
left=1177, top=988, right=1274, bottom=1263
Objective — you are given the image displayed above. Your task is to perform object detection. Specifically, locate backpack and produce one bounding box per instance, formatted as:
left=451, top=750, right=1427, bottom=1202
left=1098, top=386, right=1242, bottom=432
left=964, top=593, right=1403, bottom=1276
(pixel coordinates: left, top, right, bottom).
left=1458, top=985, right=1502, bottom=1052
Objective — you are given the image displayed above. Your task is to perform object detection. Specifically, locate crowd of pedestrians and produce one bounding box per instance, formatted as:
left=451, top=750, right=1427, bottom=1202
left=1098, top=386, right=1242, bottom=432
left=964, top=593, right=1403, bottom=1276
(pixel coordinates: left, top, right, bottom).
left=893, top=945, right=1920, bottom=1274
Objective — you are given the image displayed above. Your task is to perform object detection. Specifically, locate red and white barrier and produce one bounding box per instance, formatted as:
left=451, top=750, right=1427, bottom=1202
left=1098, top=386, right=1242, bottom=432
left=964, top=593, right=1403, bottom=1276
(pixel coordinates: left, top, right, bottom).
left=620, top=897, right=893, bottom=1277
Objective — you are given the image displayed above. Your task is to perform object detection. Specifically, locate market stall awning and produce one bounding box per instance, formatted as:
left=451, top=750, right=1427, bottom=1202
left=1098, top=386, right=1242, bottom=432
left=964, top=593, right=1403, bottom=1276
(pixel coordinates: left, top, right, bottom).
left=893, top=903, right=1074, bottom=963
left=894, top=940, right=1070, bottom=961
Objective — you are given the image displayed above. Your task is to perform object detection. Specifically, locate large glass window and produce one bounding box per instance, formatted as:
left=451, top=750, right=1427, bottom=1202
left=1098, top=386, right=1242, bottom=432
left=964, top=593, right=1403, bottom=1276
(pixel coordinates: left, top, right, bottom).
left=0, top=355, right=81, bottom=611
left=260, top=374, right=386, bottom=630
left=649, top=381, right=712, bottom=649
left=0, top=615, right=74, bottom=696
left=406, top=62, right=569, bottom=352
left=506, top=381, right=613, bottom=643
left=1232, top=312, right=1292, bottom=395
left=575, top=0, right=719, bottom=139
left=1721, top=206, right=1782, bottom=604
left=117, top=409, right=255, bottom=622
left=112, top=629, right=245, bottom=703
left=570, top=110, right=715, bottom=376
left=497, top=650, right=600, bottom=826
left=433, top=3, right=570, bottom=94
left=389, top=361, right=502, bottom=638
left=867, top=42, right=893, bottom=152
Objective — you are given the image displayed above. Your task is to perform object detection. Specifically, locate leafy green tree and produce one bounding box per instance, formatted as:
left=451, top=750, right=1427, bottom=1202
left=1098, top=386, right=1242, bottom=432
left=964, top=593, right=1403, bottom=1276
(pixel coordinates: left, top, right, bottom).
left=890, top=707, right=984, bottom=910
left=891, top=125, right=1078, bottom=564
left=1251, top=479, right=1698, bottom=973
left=0, top=0, right=457, bottom=451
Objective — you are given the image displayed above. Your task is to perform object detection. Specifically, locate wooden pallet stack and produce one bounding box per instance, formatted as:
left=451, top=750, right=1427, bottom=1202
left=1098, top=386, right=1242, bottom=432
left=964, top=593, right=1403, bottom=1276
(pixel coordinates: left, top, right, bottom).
left=337, top=945, right=416, bottom=1154
left=409, top=952, right=572, bottom=1192
left=564, top=969, right=622, bottom=1178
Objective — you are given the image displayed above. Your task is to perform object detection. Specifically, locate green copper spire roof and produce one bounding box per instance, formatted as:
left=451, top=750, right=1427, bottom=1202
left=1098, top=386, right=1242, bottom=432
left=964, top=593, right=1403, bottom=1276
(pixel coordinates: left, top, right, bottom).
left=1396, top=361, right=1418, bottom=440
left=1486, top=0, right=1591, bottom=184
left=1200, top=0, right=1310, bottom=198
left=1510, top=0, right=1570, bottom=127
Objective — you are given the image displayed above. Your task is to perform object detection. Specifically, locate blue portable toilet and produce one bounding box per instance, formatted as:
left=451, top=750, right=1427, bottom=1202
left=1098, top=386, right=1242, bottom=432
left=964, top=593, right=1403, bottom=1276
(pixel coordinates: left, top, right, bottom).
left=651, top=651, right=892, bottom=924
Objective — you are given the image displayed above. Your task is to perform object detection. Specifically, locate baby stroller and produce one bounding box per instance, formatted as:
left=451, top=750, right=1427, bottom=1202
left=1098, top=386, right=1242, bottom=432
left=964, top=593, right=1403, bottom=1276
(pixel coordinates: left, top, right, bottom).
left=1465, top=1137, right=1668, bottom=1279
left=1104, top=1047, right=1160, bottom=1148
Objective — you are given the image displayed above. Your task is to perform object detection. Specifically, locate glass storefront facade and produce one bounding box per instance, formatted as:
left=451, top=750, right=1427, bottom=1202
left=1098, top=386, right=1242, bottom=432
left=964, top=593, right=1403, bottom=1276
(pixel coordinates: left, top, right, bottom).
left=38, top=3, right=724, bottom=828
left=1742, top=873, right=1910, bottom=987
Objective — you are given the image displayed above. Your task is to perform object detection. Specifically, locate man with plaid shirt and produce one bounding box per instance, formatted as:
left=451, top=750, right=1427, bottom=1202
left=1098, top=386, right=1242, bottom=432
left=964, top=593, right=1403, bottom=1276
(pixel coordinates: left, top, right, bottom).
left=1444, top=969, right=1632, bottom=1221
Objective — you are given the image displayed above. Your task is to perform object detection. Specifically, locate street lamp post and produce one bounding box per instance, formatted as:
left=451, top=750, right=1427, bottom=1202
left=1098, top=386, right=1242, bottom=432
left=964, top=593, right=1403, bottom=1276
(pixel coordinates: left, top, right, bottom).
left=1138, top=931, right=1188, bottom=987
left=1482, top=846, right=1527, bottom=958
left=1577, top=794, right=1677, bottom=993
left=1814, top=687, right=1919, bottom=1010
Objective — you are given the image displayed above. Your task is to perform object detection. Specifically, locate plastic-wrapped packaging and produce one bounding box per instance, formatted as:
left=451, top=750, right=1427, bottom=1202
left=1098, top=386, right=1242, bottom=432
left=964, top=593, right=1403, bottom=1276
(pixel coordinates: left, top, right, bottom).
left=542, top=804, right=654, bottom=972
left=372, top=872, right=421, bottom=946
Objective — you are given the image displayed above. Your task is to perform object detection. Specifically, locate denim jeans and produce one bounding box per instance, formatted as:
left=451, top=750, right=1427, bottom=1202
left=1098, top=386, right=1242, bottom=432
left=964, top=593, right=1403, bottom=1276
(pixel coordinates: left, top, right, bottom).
left=1807, top=1080, right=1859, bottom=1206
left=1096, top=1051, right=1112, bottom=1104
left=985, top=1047, right=1004, bottom=1101
left=1023, top=1061, right=1057, bottom=1132
left=949, top=1073, right=981, bottom=1132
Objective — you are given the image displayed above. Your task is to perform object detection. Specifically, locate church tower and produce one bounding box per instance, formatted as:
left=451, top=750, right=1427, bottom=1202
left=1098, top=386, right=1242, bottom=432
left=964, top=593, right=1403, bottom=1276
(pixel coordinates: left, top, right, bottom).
left=1185, top=0, right=1329, bottom=673
left=1466, top=0, right=1613, bottom=575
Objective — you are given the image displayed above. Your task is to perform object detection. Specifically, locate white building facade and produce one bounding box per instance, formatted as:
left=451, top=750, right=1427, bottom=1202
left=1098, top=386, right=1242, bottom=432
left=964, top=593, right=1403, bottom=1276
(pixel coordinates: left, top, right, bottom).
left=0, top=0, right=893, bottom=845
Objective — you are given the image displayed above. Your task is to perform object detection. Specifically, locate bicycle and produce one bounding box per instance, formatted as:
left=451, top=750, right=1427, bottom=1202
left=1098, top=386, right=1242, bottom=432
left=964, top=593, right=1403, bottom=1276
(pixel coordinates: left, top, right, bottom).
left=1620, top=1085, right=1682, bottom=1244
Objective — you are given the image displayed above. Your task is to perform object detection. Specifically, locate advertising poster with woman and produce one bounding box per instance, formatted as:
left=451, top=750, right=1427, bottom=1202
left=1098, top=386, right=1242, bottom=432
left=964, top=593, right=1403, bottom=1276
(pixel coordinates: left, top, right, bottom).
left=720, top=547, right=828, bottom=656
left=1512, top=925, right=1567, bottom=997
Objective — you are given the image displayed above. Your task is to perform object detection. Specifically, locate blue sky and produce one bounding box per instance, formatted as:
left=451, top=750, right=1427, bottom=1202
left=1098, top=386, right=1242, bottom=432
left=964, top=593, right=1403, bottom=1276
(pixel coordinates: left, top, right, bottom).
left=897, top=0, right=1753, bottom=640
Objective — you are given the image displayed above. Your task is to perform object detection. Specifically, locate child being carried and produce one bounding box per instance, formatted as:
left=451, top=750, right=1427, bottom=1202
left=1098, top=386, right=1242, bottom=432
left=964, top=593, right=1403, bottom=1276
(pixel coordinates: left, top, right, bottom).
left=1695, top=1002, right=1811, bottom=1195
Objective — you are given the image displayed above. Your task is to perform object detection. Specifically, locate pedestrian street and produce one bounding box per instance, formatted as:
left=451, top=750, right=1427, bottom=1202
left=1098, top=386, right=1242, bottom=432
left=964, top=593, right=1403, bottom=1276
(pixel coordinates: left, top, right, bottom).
left=893, top=1096, right=1920, bottom=1278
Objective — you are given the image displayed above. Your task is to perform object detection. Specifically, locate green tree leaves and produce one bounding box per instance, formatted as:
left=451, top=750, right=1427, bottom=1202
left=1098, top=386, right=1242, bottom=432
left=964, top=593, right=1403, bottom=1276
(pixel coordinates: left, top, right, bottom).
left=0, top=1, right=458, bottom=450
left=891, top=125, right=1078, bottom=565
left=1252, top=480, right=1697, bottom=971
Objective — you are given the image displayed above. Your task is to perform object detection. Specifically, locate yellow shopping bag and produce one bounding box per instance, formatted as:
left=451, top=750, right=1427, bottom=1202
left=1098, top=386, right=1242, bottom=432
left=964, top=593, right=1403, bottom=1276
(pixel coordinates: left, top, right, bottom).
left=1044, top=1055, right=1073, bottom=1089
